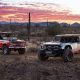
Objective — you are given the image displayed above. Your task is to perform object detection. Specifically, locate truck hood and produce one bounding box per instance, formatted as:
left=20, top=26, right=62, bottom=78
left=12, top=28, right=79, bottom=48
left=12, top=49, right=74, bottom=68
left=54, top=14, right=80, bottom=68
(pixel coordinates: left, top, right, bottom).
left=43, top=41, right=61, bottom=45
left=0, top=40, right=10, bottom=43
left=16, top=39, right=25, bottom=42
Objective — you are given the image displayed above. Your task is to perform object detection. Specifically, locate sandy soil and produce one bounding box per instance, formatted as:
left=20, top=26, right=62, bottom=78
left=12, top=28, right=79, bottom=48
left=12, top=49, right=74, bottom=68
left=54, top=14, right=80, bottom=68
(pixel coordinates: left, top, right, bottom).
left=0, top=52, right=80, bottom=80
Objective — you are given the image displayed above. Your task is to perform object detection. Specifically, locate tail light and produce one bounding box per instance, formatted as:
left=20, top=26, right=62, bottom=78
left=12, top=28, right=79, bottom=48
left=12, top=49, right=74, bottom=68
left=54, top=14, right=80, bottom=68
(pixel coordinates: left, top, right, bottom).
left=21, top=42, right=26, bottom=46
left=10, top=43, right=16, bottom=46
left=10, top=41, right=26, bottom=47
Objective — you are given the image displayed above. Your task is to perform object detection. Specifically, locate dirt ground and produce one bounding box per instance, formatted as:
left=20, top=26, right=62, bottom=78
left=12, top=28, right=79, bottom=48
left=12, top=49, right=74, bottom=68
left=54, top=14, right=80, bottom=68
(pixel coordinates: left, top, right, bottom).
left=0, top=51, right=80, bottom=80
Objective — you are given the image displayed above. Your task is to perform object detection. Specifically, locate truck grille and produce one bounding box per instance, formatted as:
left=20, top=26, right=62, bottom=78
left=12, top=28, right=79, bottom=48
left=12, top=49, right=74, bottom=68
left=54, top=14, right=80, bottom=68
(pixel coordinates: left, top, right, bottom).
left=45, top=45, right=61, bottom=51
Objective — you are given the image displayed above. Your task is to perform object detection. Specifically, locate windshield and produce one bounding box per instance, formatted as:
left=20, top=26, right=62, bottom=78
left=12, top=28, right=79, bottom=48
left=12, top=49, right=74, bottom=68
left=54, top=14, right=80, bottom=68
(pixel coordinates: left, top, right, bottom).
left=3, top=37, right=17, bottom=39
left=3, top=37, right=17, bottom=41
left=55, top=36, right=79, bottom=43
left=54, top=36, right=60, bottom=42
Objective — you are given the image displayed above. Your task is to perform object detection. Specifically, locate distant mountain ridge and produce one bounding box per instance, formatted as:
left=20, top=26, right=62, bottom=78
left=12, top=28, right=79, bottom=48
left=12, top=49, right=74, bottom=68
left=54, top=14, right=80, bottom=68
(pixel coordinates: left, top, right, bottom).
left=0, top=21, right=80, bottom=27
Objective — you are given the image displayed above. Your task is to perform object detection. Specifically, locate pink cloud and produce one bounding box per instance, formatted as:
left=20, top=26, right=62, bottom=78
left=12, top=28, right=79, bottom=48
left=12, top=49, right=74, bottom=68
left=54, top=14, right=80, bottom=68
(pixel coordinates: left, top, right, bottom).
left=0, top=3, right=80, bottom=23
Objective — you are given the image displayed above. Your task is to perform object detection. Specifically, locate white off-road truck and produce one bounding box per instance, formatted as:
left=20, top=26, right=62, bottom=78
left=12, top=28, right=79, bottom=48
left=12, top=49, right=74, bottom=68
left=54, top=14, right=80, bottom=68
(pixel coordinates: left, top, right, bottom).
left=38, top=34, right=80, bottom=62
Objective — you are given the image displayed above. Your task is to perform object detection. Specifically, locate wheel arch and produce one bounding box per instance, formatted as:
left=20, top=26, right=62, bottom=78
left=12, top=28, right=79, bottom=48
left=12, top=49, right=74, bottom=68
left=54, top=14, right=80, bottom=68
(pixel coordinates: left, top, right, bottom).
left=64, top=45, right=72, bottom=49
left=2, top=44, right=8, bottom=47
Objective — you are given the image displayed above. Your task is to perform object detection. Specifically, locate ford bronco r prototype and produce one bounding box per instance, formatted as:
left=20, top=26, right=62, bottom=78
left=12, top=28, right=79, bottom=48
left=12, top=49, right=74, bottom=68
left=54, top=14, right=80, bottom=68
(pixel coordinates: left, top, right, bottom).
left=0, top=32, right=26, bottom=55
left=38, top=34, right=80, bottom=62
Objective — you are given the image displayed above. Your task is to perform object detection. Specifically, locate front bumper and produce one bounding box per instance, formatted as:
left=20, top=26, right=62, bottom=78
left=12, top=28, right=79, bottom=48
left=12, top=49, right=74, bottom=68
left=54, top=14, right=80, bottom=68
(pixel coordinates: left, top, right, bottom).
left=39, top=49, right=64, bottom=56
left=9, top=46, right=26, bottom=49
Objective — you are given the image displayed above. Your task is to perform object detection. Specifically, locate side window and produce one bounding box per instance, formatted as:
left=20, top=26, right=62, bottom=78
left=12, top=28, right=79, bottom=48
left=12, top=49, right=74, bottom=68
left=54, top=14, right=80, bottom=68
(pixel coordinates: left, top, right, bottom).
left=74, top=37, right=79, bottom=42
left=0, top=35, right=3, bottom=40
left=79, top=36, right=80, bottom=42
left=77, top=37, right=79, bottom=42
left=70, top=37, right=79, bottom=43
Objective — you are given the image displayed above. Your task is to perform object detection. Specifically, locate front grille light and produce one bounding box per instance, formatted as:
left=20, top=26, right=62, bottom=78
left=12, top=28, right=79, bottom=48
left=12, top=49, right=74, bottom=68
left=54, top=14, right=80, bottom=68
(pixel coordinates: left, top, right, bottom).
left=40, top=45, right=46, bottom=49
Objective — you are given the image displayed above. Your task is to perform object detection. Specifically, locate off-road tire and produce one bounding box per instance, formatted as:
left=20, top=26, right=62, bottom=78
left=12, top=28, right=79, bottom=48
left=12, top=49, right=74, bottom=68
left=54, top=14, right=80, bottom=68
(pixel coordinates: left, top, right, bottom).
left=63, top=47, right=73, bottom=62
left=38, top=52, right=49, bottom=61
left=2, top=45, right=10, bottom=55
left=18, top=48, right=25, bottom=54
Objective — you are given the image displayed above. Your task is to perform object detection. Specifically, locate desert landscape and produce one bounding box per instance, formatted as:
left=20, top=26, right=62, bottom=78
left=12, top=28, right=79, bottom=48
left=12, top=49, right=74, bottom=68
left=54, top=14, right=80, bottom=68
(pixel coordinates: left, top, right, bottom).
left=0, top=0, right=80, bottom=80
left=0, top=42, right=80, bottom=80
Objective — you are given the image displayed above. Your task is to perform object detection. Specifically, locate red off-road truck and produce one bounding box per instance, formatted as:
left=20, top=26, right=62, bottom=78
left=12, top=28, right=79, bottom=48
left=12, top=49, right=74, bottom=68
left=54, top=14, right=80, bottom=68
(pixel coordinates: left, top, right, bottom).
left=0, top=32, right=26, bottom=55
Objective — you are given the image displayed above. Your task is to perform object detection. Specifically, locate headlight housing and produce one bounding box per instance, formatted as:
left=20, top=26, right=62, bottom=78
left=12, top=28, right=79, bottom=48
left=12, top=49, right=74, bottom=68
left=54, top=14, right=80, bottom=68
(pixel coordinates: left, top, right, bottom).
left=40, top=45, right=46, bottom=49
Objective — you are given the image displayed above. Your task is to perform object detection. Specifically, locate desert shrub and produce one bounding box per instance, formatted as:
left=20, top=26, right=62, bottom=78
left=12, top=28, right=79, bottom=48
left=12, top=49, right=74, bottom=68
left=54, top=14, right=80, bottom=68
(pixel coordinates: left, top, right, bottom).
left=18, top=31, right=27, bottom=40
left=45, top=26, right=62, bottom=36
left=26, top=42, right=39, bottom=53
left=27, top=47, right=39, bottom=53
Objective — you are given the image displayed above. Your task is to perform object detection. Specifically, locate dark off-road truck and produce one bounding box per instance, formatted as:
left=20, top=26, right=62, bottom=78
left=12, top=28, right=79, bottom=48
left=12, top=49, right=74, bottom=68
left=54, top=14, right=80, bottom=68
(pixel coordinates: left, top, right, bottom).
left=38, top=34, right=80, bottom=62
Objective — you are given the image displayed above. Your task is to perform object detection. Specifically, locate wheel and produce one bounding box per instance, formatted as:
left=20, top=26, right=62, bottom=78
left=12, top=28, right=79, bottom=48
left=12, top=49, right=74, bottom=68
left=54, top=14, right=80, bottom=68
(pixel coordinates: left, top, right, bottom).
left=18, top=48, right=25, bottom=54
left=2, top=45, right=10, bottom=55
left=63, top=47, right=73, bottom=62
left=38, top=52, right=49, bottom=61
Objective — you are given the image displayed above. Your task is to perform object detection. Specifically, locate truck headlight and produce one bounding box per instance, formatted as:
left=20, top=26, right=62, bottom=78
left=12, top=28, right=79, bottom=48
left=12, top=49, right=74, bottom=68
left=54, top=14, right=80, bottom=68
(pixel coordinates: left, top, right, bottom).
left=40, top=45, right=46, bottom=49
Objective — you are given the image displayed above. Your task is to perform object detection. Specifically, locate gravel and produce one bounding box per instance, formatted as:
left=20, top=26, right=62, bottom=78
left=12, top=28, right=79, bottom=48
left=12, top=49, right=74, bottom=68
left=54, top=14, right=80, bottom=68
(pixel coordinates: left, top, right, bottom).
left=0, top=52, right=80, bottom=80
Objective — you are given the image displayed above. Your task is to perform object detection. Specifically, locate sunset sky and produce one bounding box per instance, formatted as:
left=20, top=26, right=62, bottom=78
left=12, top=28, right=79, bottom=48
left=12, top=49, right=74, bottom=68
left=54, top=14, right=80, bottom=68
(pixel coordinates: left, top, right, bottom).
left=0, top=0, right=80, bottom=23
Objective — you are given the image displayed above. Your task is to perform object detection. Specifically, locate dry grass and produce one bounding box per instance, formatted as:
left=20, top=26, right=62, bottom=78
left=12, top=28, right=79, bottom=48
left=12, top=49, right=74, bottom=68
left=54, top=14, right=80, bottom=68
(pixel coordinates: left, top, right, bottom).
left=26, top=41, right=39, bottom=53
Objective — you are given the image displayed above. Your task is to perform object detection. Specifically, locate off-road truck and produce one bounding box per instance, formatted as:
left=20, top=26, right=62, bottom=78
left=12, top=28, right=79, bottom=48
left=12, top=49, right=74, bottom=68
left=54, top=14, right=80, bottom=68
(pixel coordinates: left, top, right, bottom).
left=0, top=32, right=26, bottom=55
left=38, top=34, right=80, bottom=62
